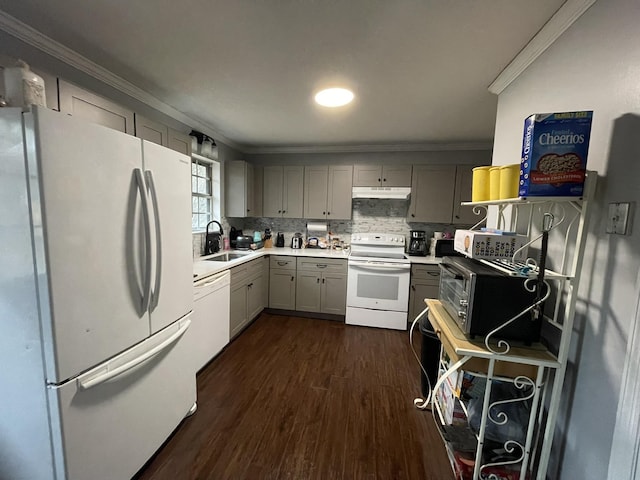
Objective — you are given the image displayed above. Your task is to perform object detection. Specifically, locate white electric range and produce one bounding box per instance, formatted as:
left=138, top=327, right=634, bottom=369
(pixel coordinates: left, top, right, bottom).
left=346, top=233, right=411, bottom=330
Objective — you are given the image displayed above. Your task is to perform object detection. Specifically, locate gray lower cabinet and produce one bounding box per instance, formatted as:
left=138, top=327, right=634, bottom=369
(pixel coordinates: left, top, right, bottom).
left=58, top=79, right=135, bottom=134
left=295, top=258, right=347, bottom=315
left=229, top=258, right=266, bottom=338
left=408, top=264, right=441, bottom=323
left=269, top=256, right=296, bottom=309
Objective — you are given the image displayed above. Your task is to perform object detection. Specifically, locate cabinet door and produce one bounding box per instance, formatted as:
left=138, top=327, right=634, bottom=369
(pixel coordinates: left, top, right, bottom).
left=327, top=165, right=353, bottom=220
left=452, top=165, right=479, bottom=225
left=59, top=79, right=134, bottom=134
left=263, top=166, right=284, bottom=217
left=230, top=282, right=248, bottom=338
left=135, top=114, right=169, bottom=146
left=246, top=162, right=255, bottom=217
left=382, top=165, right=412, bottom=187
left=225, top=161, right=249, bottom=218
left=296, top=271, right=322, bottom=312
left=282, top=166, right=304, bottom=218
left=167, top=129, right=192, bottom=156
left=253, top=166, right=263, bottom=217
left=408, top=165, right=456, bottom=223
left=321, top=273, right=347, bottom=315
left=247, top=272, right=265, bottom=321
left=304, top=165, right=329, bottom=219
left=408, top=283, right=439, bottom=323
left=269, top=270, right=296, bottom=309
left=353, top=164, right=382, bottom=186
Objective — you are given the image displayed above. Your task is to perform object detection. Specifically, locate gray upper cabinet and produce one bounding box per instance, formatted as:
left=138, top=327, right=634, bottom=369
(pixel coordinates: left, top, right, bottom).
left=303, top=165, right=353, bottom=220
left=58, top=79, right=134, bottom=134
left=167, top=129, right=192, bottom=156
left=452, top=165, right=478, bottom=225
left=134, top=114, right=169, bottom=146
left=407, top=165, right=456, bottom=223
left=353, top=164, right=412, bottom=187
left=225, top=161, right=261, bottom=218
left=263, top=166, right=304, bottom=218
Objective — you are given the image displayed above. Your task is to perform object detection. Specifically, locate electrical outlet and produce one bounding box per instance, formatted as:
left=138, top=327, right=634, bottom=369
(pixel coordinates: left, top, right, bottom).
left=606, top=202, right=632, bottom=235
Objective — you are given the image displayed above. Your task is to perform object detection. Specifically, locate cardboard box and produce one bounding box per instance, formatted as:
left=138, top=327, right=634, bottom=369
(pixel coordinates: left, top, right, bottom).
left=519, top=111, right=593, bottom=197
left=454, top=230, right=528, bottom=261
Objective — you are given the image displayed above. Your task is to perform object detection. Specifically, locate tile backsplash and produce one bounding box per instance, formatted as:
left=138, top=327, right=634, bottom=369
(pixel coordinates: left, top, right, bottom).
left=193, top=198, right=473, bottom=258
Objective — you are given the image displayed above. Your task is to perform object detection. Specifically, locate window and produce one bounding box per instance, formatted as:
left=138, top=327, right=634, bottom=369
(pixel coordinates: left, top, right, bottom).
left=191, top=156, right=220, bottom=231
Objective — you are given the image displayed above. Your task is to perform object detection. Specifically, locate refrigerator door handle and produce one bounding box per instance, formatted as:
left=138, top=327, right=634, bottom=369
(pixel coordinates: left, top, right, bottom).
left=145, top=170, right=162, bottom=311
left=135, top=168, right=153, bottom=313
left=77, top=318, right=191, bottom=390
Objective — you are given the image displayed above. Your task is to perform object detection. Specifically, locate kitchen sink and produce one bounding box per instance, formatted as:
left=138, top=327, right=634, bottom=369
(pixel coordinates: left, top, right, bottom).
left=205, top=252, right=251, bottom=262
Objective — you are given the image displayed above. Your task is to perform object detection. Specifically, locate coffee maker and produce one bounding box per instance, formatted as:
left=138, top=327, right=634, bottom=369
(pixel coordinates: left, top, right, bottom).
left=407, top=230, right=428, bottom=256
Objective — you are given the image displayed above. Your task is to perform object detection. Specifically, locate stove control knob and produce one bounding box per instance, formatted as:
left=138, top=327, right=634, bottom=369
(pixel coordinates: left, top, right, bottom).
left=459, top=300, right=468, bottom=307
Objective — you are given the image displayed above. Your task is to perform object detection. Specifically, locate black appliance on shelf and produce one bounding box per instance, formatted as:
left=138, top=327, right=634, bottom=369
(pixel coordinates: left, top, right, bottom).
left=407, top=230, right=428, bottom=256
left=275, top=232, right=285, bottom=248
left=204, top=220, right=223, bottom=255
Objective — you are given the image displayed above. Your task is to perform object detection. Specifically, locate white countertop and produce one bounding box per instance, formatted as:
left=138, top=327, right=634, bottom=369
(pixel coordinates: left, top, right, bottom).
left=193, top=247, right=350, bottom=281
left=193, top=247, right=442, bottom=281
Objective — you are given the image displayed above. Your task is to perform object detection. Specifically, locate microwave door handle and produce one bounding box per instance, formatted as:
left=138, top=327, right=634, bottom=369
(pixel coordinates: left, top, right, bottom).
left=440, top=264, right=463, bottom=280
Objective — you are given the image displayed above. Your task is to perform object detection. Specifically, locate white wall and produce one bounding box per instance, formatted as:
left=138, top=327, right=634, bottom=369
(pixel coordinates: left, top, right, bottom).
left=492, top=0, right=640, bottom=477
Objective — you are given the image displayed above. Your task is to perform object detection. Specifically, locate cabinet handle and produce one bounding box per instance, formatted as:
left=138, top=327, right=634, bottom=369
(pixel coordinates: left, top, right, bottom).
left=322, top=278, right=325, bottom=284
left=248, top=282, right=253, bottom=288
left=278, top=210, right=282, bottom=214
left=411, top=213, right=415, bottom=217
left=277, top=261, right=287, bottom=266
left=383, top=178, right=387, bottom=182
left=378, top=178, right=381, bottom=182
left=427, top=272, right=439, bottom=277
left=291, top=276, right=294, bottom=281
left=316, top=264, right=327, bottom=268
left=317, top=278, right=320, bottom=283
left=322, top=211, right=325, bottom=215
left=327, top=212, right=330, bottom=215
left=411, top=285, right=415, bottom=291
left=455, top=215, right=460, bottom=219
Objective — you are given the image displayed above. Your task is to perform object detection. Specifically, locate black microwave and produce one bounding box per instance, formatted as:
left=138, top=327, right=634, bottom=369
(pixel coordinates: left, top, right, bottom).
left=439, top=256, right=542, bottom=345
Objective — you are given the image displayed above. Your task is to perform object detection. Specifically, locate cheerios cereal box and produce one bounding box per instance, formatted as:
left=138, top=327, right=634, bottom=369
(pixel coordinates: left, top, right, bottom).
left=519, top=111, right=593, bottom=197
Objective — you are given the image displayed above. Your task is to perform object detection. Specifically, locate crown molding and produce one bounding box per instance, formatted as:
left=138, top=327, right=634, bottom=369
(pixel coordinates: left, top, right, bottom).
left=242, top=141, right=493, bottom=155
left=488, top=0, right=597, bottom=95
left=0, top=9, right=242, bottom=150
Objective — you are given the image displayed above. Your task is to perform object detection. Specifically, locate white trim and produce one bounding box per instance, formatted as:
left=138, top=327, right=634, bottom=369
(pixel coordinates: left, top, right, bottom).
left=607, top=269, right=640, bottom=479
left=243, top=141, right=493, bottom=155
left=0, top=9, right=241, bottom=150
left=488, top=0, right=597, bottom=95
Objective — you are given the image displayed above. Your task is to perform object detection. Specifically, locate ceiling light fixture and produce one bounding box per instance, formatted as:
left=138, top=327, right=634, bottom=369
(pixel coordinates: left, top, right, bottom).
left=314, top=87, right=354, bottom=107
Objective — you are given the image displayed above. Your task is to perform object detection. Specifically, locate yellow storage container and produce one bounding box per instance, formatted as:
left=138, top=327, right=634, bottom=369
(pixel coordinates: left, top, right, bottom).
left=471, top=166, right=491, bottom=202
left=500, top=164, right=520, bottom=199
left=489, top=167, right=501, bottom=200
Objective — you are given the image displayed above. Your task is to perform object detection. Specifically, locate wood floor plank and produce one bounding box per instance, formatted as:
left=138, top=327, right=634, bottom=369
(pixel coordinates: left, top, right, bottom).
left=134, top=313, right=454, bottom=480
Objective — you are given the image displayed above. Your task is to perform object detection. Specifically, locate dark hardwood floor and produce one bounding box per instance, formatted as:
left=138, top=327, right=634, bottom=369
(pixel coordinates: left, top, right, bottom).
left=135, top=313, right=454, bottom=480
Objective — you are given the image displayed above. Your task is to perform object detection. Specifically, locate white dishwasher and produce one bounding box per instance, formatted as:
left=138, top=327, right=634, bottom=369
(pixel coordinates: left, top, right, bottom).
left=191, top=270, right=231, bottom=373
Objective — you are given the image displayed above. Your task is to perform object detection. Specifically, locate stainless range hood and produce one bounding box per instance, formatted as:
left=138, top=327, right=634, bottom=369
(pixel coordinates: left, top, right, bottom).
left=351, top=186, right=411, bottom=199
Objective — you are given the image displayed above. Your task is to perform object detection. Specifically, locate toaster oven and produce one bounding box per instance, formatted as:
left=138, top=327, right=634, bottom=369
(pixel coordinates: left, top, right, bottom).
left=439, top=256, right=542, bottom=344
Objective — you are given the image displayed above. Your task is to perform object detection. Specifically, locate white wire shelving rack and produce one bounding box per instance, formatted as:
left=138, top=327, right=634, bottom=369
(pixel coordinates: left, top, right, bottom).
left=422, top=171, right=597, bottom=480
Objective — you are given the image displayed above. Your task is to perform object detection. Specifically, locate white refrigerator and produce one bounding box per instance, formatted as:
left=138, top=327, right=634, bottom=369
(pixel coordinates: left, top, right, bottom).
left=0, top=107, right=196, bottom=480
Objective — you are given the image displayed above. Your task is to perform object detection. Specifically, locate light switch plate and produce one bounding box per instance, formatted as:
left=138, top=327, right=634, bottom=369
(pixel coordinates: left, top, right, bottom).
left=606, top=202, right=632, bottom=235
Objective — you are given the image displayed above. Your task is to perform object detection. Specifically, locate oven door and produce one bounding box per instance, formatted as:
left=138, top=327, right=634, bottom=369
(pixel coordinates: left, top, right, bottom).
left=439, top=263, right=471, bottom=333
left=347, top=259, right=410, bottom=312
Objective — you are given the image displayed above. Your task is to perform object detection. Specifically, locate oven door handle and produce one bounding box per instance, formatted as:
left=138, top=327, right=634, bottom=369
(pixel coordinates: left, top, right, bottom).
left=440, top=263, right=463, bottom=280
left=349, top=260, right=411, bottom=272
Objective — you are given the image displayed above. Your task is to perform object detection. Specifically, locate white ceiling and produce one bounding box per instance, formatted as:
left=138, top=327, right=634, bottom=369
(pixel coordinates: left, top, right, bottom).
left=0, top=0, right=568, bottom=150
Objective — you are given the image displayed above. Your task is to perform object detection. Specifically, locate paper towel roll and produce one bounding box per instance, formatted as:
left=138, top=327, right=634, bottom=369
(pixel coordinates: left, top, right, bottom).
left=306, top=222, right=328, bottom=232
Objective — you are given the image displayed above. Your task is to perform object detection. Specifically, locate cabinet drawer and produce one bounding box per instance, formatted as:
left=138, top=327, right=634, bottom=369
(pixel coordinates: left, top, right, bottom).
left=411, top=265, right=441, bottom=284
left=296, top=257, right=347, bottom=273
left=231, top=258, right=263, bottom=285
left=270, top=256, right=296, bottom=270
